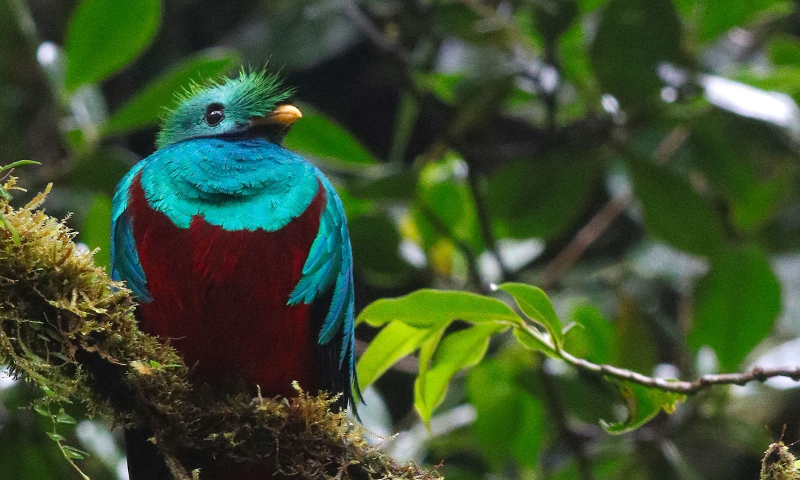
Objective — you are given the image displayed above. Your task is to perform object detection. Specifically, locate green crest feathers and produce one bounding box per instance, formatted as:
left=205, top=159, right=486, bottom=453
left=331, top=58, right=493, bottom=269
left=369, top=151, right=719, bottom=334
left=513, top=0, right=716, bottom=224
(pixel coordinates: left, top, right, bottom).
left=156, top=68, right=293, bottom=148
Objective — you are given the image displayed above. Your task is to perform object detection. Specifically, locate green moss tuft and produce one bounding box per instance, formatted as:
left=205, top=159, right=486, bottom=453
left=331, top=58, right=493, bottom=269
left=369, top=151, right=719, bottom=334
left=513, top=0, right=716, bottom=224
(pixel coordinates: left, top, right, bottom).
left=762, top=441, right=800, bottom=480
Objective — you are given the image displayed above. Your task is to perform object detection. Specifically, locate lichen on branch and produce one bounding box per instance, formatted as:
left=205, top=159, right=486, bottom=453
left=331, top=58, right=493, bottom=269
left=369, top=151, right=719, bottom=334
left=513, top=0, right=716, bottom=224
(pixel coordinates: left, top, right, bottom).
left=0, top=175, right=434, bottom=480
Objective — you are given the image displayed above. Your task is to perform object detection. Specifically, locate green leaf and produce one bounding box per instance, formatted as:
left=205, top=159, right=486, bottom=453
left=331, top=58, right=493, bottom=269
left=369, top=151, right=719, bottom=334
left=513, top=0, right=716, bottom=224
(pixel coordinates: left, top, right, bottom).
left=62, top=446, right=88, bottom=460
left=430, top=3, right=514, bottom=48
left=0, top=160, right=40, bottom=173
left=284, top=108, right=379, bottom=165
left=768, top=35, right=800, bottom=66
left=415, top=165, right=483, bottom=252
left=336, top=186, right=374, bottom=218
left=357, top=289, right=522, bottom=329
left=65, top=148, right=137, bottom=196
left=578, top=0, right=610, bottom=12
left=348, top=214, right=416, bottom=288
left=532, top=0, right=578, bottom=43
left=512, top=326, right=558, bottom=357
left=563, top=303, right=616, bottom=364
left=40, top=385, right=58, bottom=399
left=413, top=326, right=448, bottom=425
left=558, top=21, right=600, bottom=101
left=674, top=0, right=792, bottom=43
left=104, top=49, right=238, bottom=135
left=486, top=152, right=601, bottom=240
left=730, top=181, right=787, bottom=232
left=690, top=246, right=781, bottom=372
left=414, top=323, right=508, bottom=424
left=499, top=282, right=563, bottom=347
left=467, top=360, right=547, bottom=469
left=80, top=194, right=112, bottom=270
left=689, top=112, right=792, bottom=233
left=46, top=432, right=66, bottom=442
left=614, top=294, right=658, bottom=373
left=628, top=158, right=726, bottom=257
left=602, top=381, right=684, bottom=434
left=33, top=404, right=50, bottom=417
left=55, top=411, right=76, bottom=425
left=356, top=321, right=432, bottom=389
left=0, top=215, right=20, bottom=245
left=350, top=167, right=417, bottom=201
left=64, top=0, right=161, bottom=91
left=415, top=73, right=465, bottom=105
left=591, top=0, right=683, bottom=107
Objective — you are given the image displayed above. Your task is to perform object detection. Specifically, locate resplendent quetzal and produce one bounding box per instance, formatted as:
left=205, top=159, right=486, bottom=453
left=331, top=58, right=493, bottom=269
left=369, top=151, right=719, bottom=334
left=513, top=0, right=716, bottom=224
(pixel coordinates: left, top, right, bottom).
left=110, top=70, right=360, bottom=479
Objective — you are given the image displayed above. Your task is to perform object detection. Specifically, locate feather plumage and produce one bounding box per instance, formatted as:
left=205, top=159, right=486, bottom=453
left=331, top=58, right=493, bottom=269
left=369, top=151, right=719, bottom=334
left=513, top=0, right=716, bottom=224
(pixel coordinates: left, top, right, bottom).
left=111, top=71, right=360, bottom=479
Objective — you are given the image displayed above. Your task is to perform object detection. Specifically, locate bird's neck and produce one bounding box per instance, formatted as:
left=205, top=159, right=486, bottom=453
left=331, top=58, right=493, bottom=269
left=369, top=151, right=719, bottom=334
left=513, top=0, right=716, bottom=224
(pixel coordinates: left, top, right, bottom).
left=141, top=137, right=320, bottom=232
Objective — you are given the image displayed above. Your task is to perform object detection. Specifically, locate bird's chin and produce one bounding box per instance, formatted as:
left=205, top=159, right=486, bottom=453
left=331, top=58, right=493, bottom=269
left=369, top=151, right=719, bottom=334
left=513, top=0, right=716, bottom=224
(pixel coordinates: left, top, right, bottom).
left=245, top=124, right=291, bottom=145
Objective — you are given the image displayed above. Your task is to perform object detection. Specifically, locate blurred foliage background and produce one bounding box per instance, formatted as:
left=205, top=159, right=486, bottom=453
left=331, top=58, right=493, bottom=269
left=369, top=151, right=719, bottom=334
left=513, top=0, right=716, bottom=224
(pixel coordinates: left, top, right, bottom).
left=3, top=0, right=800, bottom=479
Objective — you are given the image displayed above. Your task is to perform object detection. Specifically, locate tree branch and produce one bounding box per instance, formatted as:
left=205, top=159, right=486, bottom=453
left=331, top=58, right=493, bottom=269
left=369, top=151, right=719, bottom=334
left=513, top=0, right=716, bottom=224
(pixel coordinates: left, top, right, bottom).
left=341, top=0, right=412, bottom=65
left=559, top=350, right=800, bottom=395
left=0, top=177, right=435, bottom=480
left=467, top=169, right=513, bottom=282
left=539, top=193, right=631, bottom=289
left=539, top=127, right=690, bottom=288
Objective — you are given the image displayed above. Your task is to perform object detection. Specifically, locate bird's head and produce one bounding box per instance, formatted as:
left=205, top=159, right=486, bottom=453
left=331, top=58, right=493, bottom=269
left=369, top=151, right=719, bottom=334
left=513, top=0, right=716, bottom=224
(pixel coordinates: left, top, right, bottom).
left=156, top=69, right=300, bottom=148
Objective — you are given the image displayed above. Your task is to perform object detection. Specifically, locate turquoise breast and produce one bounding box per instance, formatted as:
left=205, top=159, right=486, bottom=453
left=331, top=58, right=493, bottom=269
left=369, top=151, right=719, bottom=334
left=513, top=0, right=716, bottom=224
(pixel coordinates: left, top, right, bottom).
left=139, top=138, right=320, bottom=232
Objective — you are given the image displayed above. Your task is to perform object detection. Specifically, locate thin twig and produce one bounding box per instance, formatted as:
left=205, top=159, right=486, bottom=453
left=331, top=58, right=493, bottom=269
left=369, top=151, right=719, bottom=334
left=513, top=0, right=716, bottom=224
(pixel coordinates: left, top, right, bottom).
left=538, top=365, right=594, bottom=480
left=467, top=170, right=513, bottom=282
left=388, top=92, right=421, bottom=165
left=340, top=0, right=412, bottom=64
left=419, top=204, right=487, bottom=292
left=542, top=37, right=560, bottom=134
left=8, top=0, right=42, bottom=51
left=539, top=127, right=690, bottom=288
left=652, top=127, right=691, bottom=165
left=540, top=193, right=631, bottom=289
left=159, top=444, right=193, bottom=480
left=560, top=350, right=800, bottom=395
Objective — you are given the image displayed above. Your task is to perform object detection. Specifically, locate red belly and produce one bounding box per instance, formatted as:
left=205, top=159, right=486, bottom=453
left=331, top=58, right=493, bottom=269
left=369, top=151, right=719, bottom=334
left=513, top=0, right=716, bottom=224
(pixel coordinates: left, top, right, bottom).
left=127, top=173, right=326, bottom=398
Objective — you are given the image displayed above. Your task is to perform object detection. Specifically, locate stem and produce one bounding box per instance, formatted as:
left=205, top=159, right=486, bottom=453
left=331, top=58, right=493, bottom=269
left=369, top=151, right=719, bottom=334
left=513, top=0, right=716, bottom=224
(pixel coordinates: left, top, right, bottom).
left=559, top=350, right=800, bottom=395
left=538, top=365, right=595, bottom=480
left=513, top=309, right=800, bottom=395
left=543, top=37, right=559, bottom=134
left=7, top=0, right=41, bottom=50
left=540, top=193, right=631, bottom=289
left=538, top=127, right=690, bottom=287
left=388, top=92, right=420, bottom=166
left=341, top=0, right=412, bottom=64
left=419, top=204, right=487, bottom=292
left=468, top=170, right=513, bottom=281
left=58, top=441, right=90, bottom=480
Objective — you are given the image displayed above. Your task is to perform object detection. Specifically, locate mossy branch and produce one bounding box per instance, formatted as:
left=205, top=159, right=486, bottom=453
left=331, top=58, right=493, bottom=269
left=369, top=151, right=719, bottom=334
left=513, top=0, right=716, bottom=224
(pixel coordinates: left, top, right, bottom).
left=761, top=439, right=800, bottom=480
left=0, top=176, right=435, bottom=480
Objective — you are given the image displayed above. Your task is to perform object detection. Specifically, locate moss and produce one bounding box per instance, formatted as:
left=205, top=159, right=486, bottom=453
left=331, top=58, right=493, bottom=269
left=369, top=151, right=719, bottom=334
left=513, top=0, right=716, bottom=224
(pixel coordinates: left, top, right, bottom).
left=0, top=176, right=437, bottom=480
left=762, top=441, right=800, bottom=480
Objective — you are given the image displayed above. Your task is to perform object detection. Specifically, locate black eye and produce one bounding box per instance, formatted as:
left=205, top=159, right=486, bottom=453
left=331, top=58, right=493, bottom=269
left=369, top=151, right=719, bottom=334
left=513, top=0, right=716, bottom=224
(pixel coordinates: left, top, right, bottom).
left=205, top=103, right=224, bottom=126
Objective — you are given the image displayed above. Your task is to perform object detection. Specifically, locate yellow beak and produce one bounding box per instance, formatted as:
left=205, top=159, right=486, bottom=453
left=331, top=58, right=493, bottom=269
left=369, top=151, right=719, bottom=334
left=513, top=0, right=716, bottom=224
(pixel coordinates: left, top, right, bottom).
left=252, top=104, right=302, bottom=128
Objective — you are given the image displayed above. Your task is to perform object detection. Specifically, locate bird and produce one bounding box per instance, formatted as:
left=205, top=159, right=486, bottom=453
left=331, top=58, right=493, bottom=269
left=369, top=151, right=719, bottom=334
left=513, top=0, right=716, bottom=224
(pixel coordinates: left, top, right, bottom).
left=110, top=70, right=360, bottom=479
